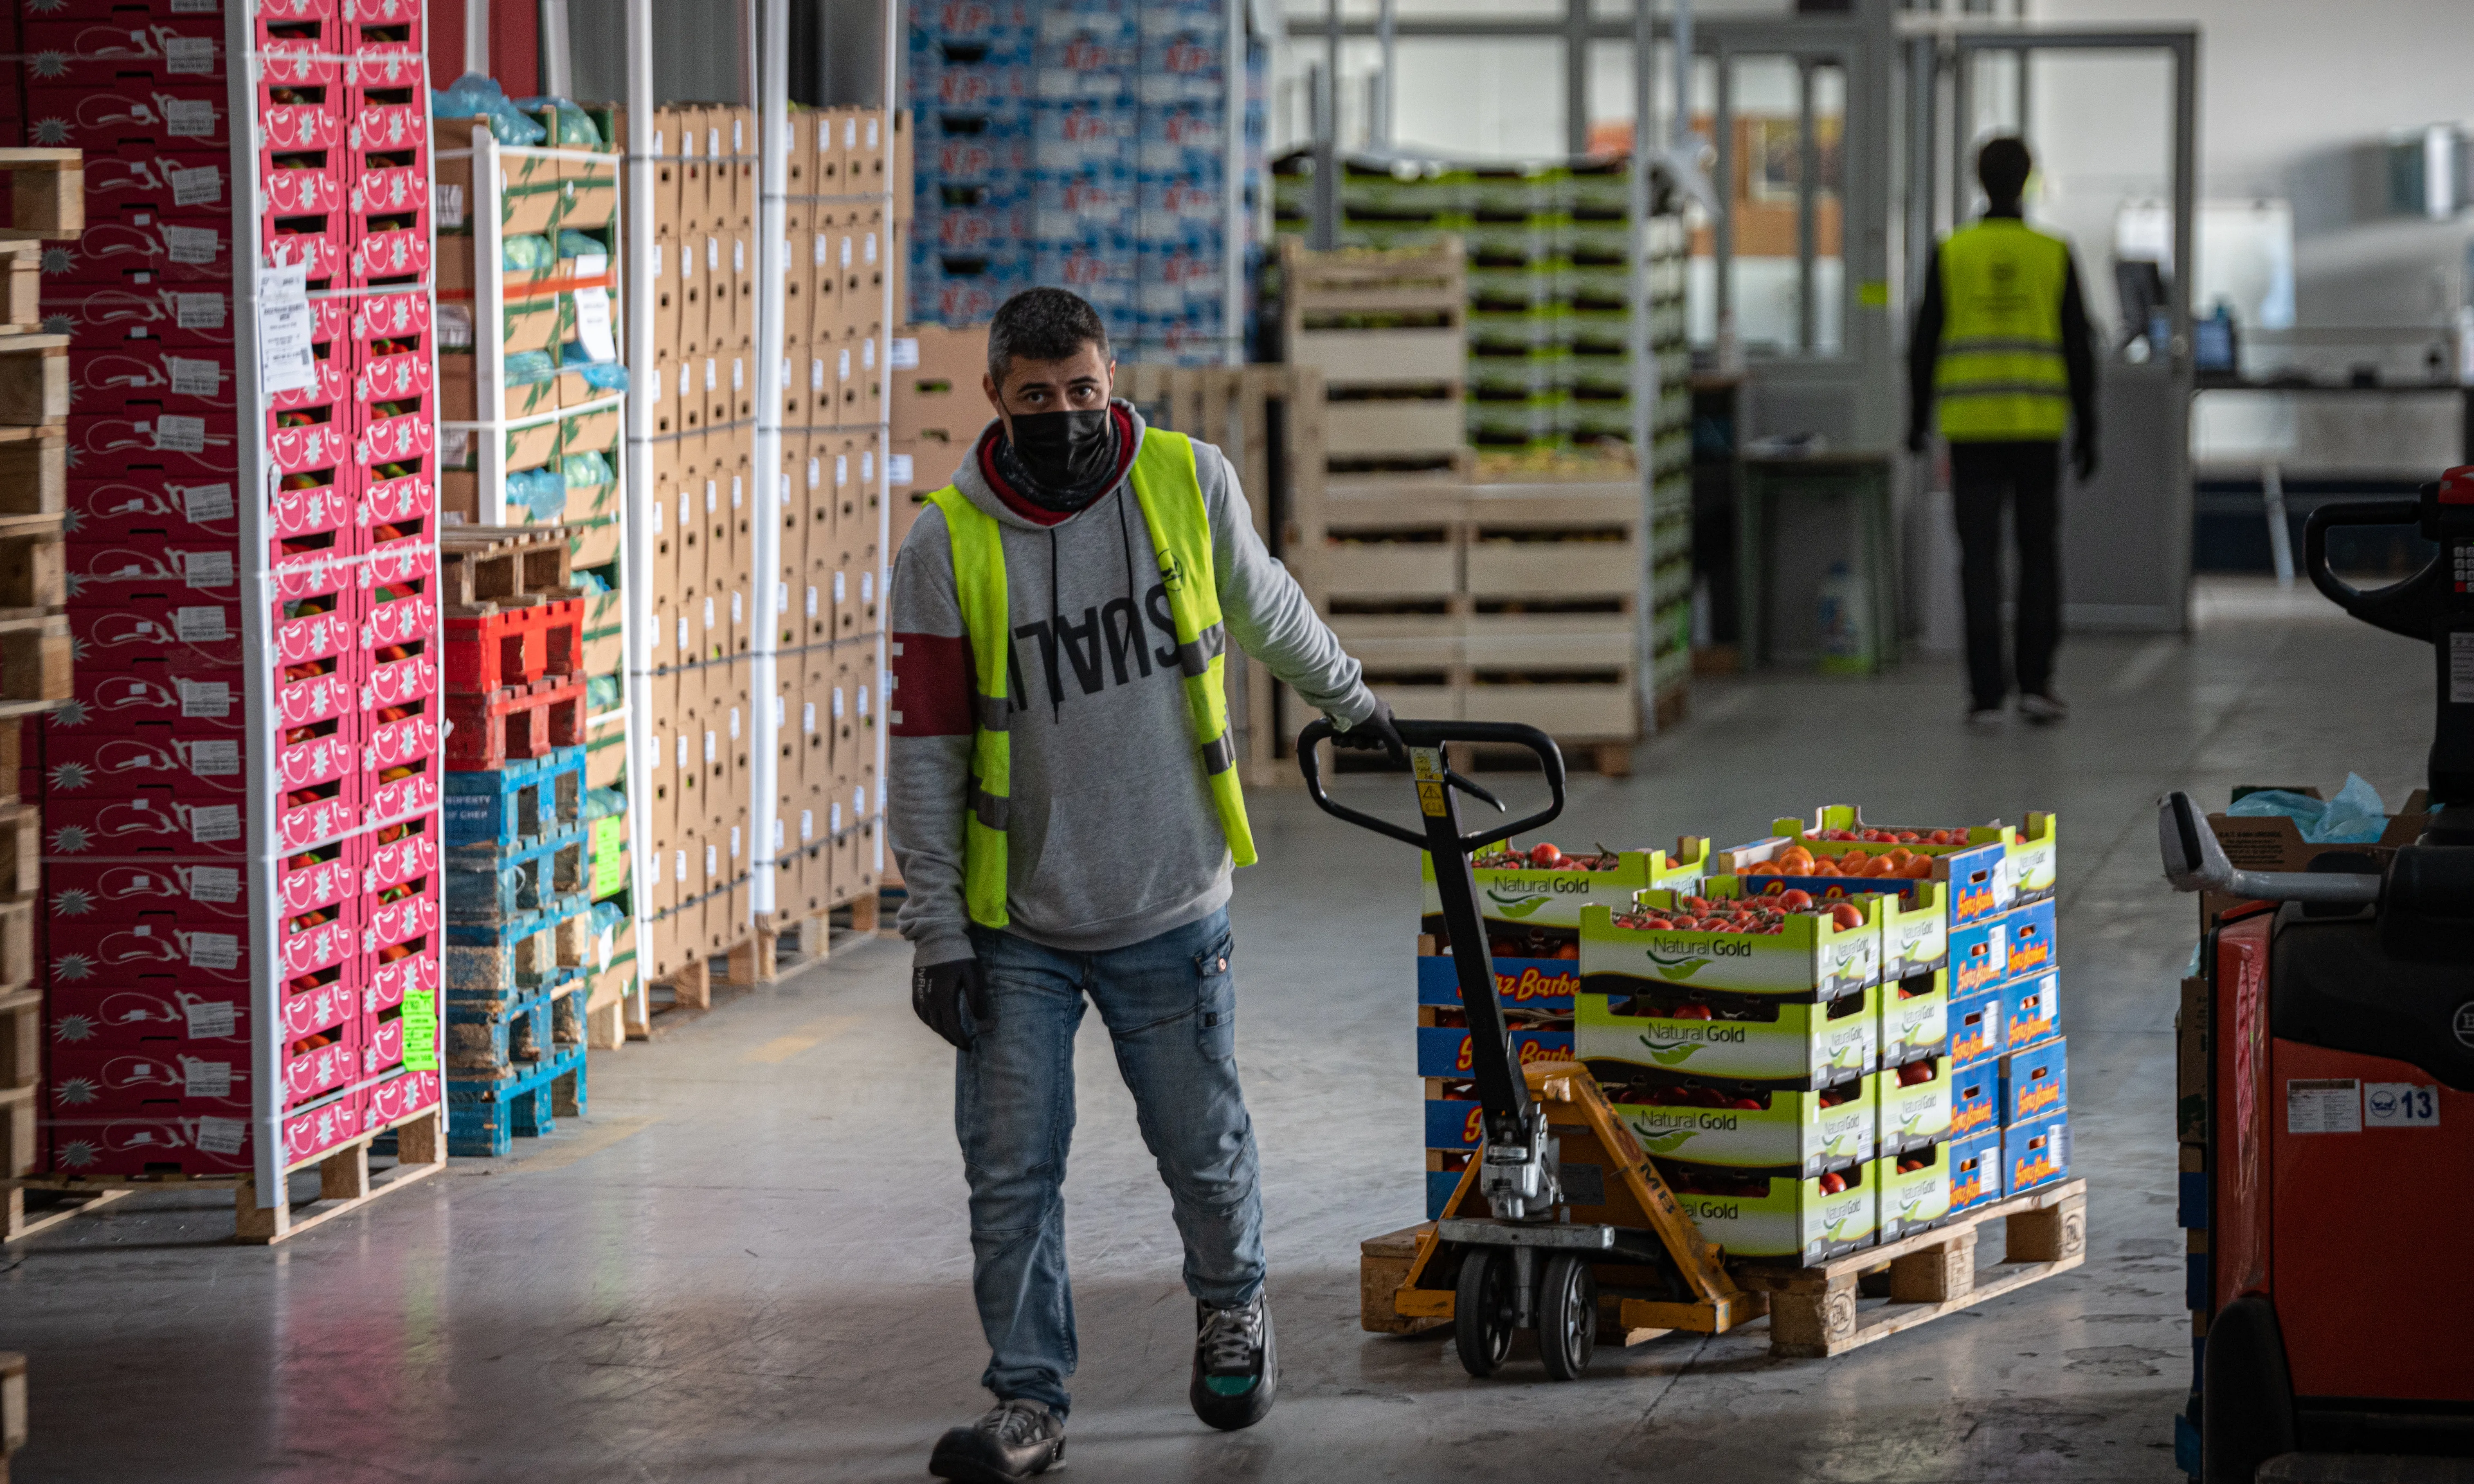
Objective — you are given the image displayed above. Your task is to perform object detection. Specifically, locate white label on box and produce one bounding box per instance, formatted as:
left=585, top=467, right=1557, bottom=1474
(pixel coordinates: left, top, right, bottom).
left=806, top=456, right=821, bottom=489
left=801, top=809, right=813, bottom=841
left=705, top=845, right=717, bottom=877
left=652, top=499, right=663, bottom=533
left=2287, top=1078, right=2362, bottom=1133
left=857, top=688, right=869, bottom=720
left=891, top=337, right=920, bottom=370
left=805, top=586, right=818, bottom=618
left=163, top=98, right=216, bottom=136
left=175, top=293, right=225, bottom=330
left=154, top=414, right=207, bottom=452
left=195, top=1115, right=245, bottom=1154
left=186, top=865, right=240, bottom=902
left=732, top=357, right=744, bottom=391
left=734, top=238, right=745, bottom=274
left=676, top=616, right=689, bottom=653
left=833, top=571, right=846, bottom=603
left=187, top=932, right=239, bottom=970
left=257, top=263, right=316, bottom=395
left=651, top=242, right=663, bottom=278
left=775, top=581, right=788, bottom=614
left=831, top=801, right=843, bottom=832
left=598, top=929, right=612, bottom=972
left=774, top=818, right=785, bottom=849
left=180, top=482, right=234, bottom=523
left=838, top=348, right=852, bottom=382
left=832, top=686, right=845, bottom=718
left=649, top=362, right=662, bottom=403
left=182, top=1053, right=232, bottom=1103
left=706, top=236, right=719, bottom=272
left=187, top=738, right=239, bottom=776
left=167, top=355, right=220, bottom=396
left=176, top=677, right=232, bottom=717
left=672, top=849, right=685, bottom=881
left=435, top=182, right=466, bottom=227
left=437, top=302, right=474, bottom=349
left=704, top=479, right=717, bottom=513
left=174, top=605, right=227, bottom=642
left=702, top=596, right=715, bottom=630
left=855, top=785, right=867, bottom=813
left=2364, top=1082, right=2441, bottom=1127
left=772, top=695, right=784, bottom=728
left=730, top=826, right=740, bottom=859
left=861, top=450, right=873, bottom=482
left=733, top=475, right=744, bottom=508
left=812, top=233, right=826, bottom=267
left=574, top=252, right=608, bottom=277
left=163, top=223, right=218, bottom=263
left=163, top=35, right=216, bottom=72
left=573, top=285, right=616, bottom=362
left=889, top=453, right=914, bottom=485
left=835, top=454, right=848, bottom=487
left=171, top=0, right=214, bottom=11
left=864, top=231, right=877, bottom=265
left=704, top=358, right=717, bottom=391
left=704, top=730, right=717, bottom=762
left=2452, top=633, right=2474, bottom=704
left=861, top=572, right=875, bottom=603
left=863, top=337, right=875, bottom=370
left=803, top=701, right=816, bottom=733
left=731, top=591, right=743, bottom=624
left=184, top=998, right=237, bottom=1038
left=729, top=706, right=741, bottom=740
left=169, top=164, right=221, bottom=207
left=443, top=426, right=473, bottom=465
left=810, top=357, right=824, bottom=391
left=189, top=803, right=241, bottom=841
left=180, top=548, right=234, bottom=588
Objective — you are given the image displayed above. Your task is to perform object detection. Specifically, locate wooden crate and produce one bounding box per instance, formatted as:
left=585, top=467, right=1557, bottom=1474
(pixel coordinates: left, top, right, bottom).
left=0, top=430, right=62, bottom=517
left=0, top=335, right=65, bottom=426
left=1322, top=396, right=1464, bottom=460
left=0, top=618, right=65, bottom=708
left=1282, top=237, right=1469, bottom=473
left=1462, top=481, right=1643, bottom=600
left=0, top=151, right=84, bottom=242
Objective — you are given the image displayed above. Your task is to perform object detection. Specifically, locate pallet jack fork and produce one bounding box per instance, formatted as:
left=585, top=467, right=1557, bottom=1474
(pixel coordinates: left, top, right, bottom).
left=1300, top=717, right=1753, bottom=1380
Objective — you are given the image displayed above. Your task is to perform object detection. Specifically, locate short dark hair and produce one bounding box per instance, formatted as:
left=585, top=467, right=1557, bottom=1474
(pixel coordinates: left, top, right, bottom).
left=987, top=288, right=1111, bottom=384
left=1977, top=137, right=2032, bottom=204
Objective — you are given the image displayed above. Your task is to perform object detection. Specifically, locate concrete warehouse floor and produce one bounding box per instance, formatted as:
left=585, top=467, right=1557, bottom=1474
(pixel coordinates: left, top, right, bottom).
left=0, top=578, right=2425, bottom=1484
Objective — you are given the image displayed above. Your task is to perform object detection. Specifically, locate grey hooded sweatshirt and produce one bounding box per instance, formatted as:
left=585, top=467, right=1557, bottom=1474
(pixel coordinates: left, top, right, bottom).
left=888, top=400, right=1378, bottom=968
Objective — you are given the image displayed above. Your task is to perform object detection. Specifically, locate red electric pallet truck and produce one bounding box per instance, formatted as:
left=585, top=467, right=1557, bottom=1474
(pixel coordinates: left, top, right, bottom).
left=1300, top=718, right=1754, bottom=1380
left=2161, top=472, right=2474, bottom=1480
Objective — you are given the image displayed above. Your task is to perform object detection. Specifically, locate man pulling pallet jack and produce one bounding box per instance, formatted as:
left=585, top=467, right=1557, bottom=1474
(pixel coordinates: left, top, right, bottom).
left=1298, top=719, right=1755, bottom=1375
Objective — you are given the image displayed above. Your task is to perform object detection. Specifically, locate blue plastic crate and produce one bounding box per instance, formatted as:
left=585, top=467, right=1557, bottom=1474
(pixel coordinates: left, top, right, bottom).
left=2185, top=1251, right=2209, bottom=1312
left=445, top=823, right=592, bottom=925
left=2179, top=1169, right=2207, bottom=1229
left=444, top=746, right=586, bottom=849
left=447, top=1042, right=588, bottom=1158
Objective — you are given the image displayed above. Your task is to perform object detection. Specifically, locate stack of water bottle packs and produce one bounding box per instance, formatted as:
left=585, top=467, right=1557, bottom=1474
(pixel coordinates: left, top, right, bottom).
left=1419, top=805, right=2065, bottom=1268
left=441, top=597, right=596, bottom=1155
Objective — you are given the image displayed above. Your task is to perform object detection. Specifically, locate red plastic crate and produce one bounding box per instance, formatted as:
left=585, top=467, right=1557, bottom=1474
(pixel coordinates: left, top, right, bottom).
left=367, top=872, right=436, bottom=952
left=362, top=459, right=432, bottom=528
left=47, top=1042, right=258, bottom=1116
left=346, top=211, right=429, bottom=281
left=348, top=144, right=426, bottom=217
left=364, top=1065, right=438, bottom=1129
left=25, top=85, right=235, bottom=153
left=369, top=937, right=438, bottom=1014
left=263, top=211, right=344, bottom=279
left=65, top=590, right=246, bottom=672
left=366, top=812, right=439, bottom=891
left=64, top=475, right=240, bottom=542
left=49, top=285, right=239, bottom=347
left=366, top=694, right=438, bottom=770
left=344, top=94, right=423, bottom=154
left=356, top=394, right=432, bottom=469
left=444, top=674, right=587, bottom=769
left=364, top=518, right=434, bottom=589
left=45, top=979, right=250, bottom=1052
left=351, top=286, right=429, bottom=340
left=354, top=339, right=430, bottom=405
left=63, top=529, right=241, bottom=601
left=52, top=668, right=244, bottom=738
left=444, top=598, right=583, bottom=695
left=365, top=571, right=435, bottom=645
left=270, top=462, right=356, bottom=540
left=367, top=747, right=439, bottom=823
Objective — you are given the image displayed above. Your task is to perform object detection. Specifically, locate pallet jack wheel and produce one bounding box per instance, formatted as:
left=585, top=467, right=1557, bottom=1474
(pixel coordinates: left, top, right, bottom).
left=2202, top=1296, right=2297, bottom=1484
left=1454, top=1247, right=1517, bottom=1378
left=1537, top=1252, right=1597, bottom=1382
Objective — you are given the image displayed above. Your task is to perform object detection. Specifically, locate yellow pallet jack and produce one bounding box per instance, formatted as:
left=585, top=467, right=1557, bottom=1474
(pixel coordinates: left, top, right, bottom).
left=1301, top=718, right=1757, bottom=1379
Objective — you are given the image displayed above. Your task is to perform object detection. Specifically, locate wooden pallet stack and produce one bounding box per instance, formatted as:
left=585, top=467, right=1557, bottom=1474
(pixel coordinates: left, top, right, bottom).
left=1280, top=237, right=1467, bottom=479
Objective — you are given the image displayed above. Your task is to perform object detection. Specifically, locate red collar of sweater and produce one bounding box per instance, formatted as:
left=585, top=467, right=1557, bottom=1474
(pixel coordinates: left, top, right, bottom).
left=973, top=404, right=1139, bottom=527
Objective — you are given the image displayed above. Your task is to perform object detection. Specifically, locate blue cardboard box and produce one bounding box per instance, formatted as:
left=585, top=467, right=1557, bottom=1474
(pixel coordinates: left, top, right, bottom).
left=2003, top=1109, right=2070, bottom=1195
left=2003, top=897, right=2057, bottom=980
left=1416, top=951, right=1579, bottom=1013
left=1999, top=1036, right=2067, bottom=1124
left=1948, top=1126, right=2004, bottom=1214
left=1950, top=912, right=2010, bottom=998
left=2004, top=970, right=2060, bottom=1053
left=1949, top=981, right=2004, bottom=1066
left=1427, top=1167, right=1462, bottom=1220
left=1415, top=1025, right=1572, bottom=1079
left=1947, top=1053, right=1999, bottom=1140
left=1425, top=1095, right=1482, bottom=1150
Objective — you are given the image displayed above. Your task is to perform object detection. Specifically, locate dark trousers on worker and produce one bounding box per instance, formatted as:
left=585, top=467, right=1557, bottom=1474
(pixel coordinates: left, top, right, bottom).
left=1950, top=440, right=2061, bottom=711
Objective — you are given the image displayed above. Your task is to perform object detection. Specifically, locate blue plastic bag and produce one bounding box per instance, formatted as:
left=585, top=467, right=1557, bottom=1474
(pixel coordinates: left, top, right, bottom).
left=431, top=72, right=548, bottom=146
left=2226, top=773, right=2389, bottom=843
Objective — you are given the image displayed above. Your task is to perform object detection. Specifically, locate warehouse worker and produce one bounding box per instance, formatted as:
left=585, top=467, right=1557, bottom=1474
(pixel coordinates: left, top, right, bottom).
left=1907, top=135, right=2099, bottom=729
left=890, top=287, right=1402, bottom=1484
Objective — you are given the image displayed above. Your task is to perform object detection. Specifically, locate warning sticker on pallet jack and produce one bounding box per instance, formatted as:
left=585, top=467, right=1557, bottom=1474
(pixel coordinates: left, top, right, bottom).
left=2285, top=1078, right=2360, bottom=1133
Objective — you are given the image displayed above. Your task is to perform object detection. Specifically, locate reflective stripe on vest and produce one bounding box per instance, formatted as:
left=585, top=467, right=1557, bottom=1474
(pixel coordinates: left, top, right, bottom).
left=927, top=428, right=1257, bottom=931
left=1934, top=220, right=2071, bottom=441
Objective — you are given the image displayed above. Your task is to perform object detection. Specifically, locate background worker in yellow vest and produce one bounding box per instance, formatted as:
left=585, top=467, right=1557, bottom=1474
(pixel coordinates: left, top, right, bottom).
left=1907, top=135, right=2099, bottom=729
left=888, top=288, right=1403, bottom=1483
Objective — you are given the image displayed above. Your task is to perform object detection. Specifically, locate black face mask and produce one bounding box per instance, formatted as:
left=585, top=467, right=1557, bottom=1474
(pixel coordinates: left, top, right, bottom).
left=1002, top=407, right=1118, bottom=511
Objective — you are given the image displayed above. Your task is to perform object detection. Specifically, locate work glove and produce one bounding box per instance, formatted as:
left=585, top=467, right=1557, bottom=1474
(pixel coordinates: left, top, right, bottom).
left=1332, top=698, right=1409, bottom=766
left=2071, top=436, right=2098, bottom=483
left=1905, top=425, right=1929, bottom=456
left=912, top=956, right=992, bottom=1050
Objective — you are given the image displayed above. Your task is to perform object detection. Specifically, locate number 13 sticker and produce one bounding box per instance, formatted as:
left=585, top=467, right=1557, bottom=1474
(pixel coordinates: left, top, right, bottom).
left=2364, top=1082, right=2441, bottom=1127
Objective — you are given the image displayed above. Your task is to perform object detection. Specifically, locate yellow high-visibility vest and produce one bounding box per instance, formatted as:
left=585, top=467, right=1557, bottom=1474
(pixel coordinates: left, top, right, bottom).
left=926, top=427, right=1257, bottom=929
left=1935, top=219, right=2072, bottom=441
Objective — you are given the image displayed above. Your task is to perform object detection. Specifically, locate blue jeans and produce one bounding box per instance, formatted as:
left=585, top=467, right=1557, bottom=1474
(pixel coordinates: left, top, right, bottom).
left=956, top=906, right=1264, bottom=1418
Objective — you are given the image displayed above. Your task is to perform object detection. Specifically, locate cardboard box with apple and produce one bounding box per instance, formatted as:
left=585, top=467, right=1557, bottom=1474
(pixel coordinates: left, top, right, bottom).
left=1575, top=981, right=1879, bottom=1088
left=1656, top=1158, right=1879, bottom=1265
left=1608, top=1071, right=1877, bottom=1177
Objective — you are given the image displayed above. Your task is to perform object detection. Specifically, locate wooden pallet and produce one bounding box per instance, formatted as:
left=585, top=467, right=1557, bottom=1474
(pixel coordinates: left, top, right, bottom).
left=0, top=151, right=83, bottom=243
left=733, top=893, right=882, bottom=983
left=1729, top=1177, right=2088, bottom=1359
left=0, top=1350, right=22, bottom=1483
left=4, top=1105, right=448, bottom=1245
left=441, top=524, right=580, bottom=610
left=0, top=427, right=63, bottom=518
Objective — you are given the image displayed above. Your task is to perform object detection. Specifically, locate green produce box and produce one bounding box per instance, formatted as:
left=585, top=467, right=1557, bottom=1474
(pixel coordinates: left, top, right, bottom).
left=1421, top=838, right=1706, bottom=946
left=1873, top=1139, right=1953, bottom=1241
left=1576, top=981, right=1879, bottom=1087
left=1580, top=883, right=1882, bottom=1000
left=1660, top=1160, right=1877, bottom=1265
left=1876, top=1053, right=1953, bottom=1155
left=1881, top=967, right=1950, bottom=1067
left=1609, top=1071, right=1875, bottom=1177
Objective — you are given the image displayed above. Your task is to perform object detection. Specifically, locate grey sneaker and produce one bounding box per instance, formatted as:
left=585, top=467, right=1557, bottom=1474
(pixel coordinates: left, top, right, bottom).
left=1966, top=708, right=2005, bottom=731
left=2018, top=693, right=2068, bottom=726
left=928, top=1399, right=1066, bottom=1483
left=1191, top=1293, right=1278, bottom=1431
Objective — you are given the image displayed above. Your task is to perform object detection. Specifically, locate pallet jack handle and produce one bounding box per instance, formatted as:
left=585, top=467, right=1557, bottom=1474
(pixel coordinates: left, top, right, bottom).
left=1299, top=716, right=1567, bottom=1170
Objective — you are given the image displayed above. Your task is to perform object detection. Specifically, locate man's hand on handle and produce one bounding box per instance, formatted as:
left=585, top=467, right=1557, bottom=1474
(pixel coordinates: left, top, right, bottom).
left=1331, top=699, right=1408, bottom=766
left=2072, top=433, right=2099, bottom=484
left=913, top=956, right=992, bottom=1050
